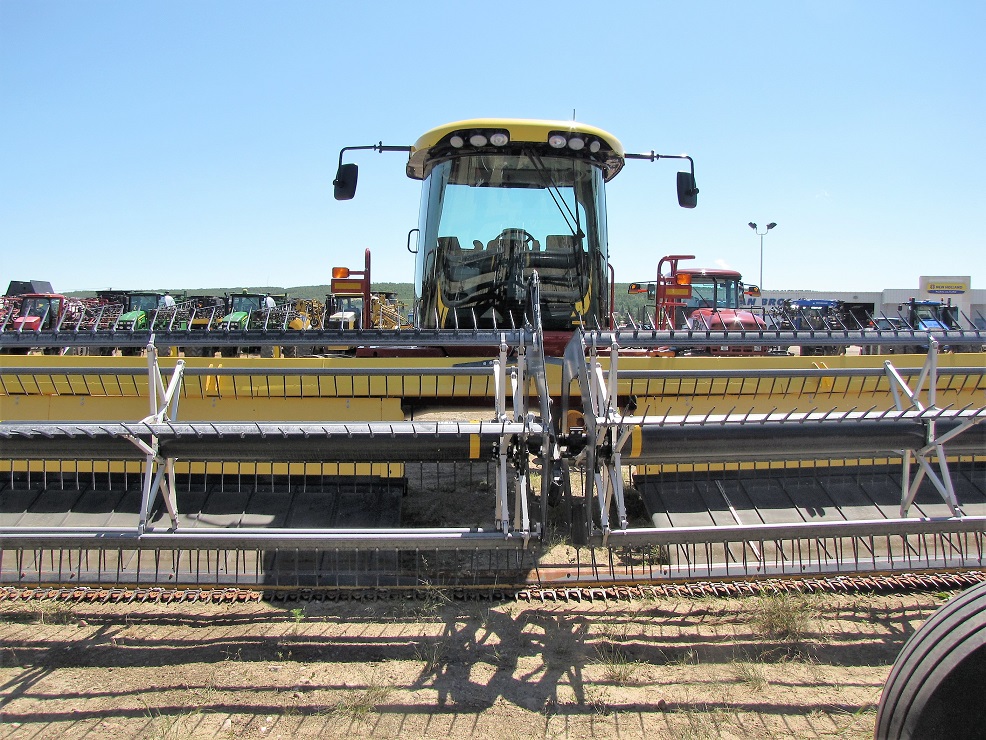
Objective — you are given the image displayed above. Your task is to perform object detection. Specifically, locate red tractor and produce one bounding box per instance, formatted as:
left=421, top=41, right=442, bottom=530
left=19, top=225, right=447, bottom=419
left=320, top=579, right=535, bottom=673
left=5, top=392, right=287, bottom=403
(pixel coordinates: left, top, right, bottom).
left=629, top=254, right=771, bottom=355
left=0, top=292, right=88, bottom=354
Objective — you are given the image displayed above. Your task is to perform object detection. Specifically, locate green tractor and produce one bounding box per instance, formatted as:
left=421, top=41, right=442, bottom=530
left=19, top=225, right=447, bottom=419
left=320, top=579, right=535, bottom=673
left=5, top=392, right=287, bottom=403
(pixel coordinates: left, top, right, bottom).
left=111, top=291, right=186, bottom=356
left=216, top=291, right=286, bottom=357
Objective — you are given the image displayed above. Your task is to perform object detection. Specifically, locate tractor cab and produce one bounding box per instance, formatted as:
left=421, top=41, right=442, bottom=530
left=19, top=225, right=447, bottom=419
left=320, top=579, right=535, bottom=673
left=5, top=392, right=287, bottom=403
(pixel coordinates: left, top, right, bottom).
left=784, top=299, right=846, bottom=330
left=221, top=292, right=282, bottom=331
left=630, top=256, right=760, bottom=332
left=407, top=122, right=619, bottom=332
left=902, top=298, right=957, bottom=331
left=11, top=294, right=65, bottom=331
left=334, top=119, right=697, bottom=343
left=629, top=256, right=770, bottom=355
left=118, top=292, right=169, bottom=330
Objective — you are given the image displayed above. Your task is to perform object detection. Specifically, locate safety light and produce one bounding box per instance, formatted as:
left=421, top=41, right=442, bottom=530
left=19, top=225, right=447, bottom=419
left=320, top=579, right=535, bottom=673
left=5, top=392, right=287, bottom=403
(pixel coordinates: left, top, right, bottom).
left=449, top=134, right=464, bottom=148
left=332, top=267, right=350, bottom=279
left=489, top=132, right=509, bottom=146
left=567, top=137, right=585, bottom=151
left=548, top=134, right=567, bottom=148
left=675, top=273, right=692, bottom=286
left=469, top=133, right=488, bottom=147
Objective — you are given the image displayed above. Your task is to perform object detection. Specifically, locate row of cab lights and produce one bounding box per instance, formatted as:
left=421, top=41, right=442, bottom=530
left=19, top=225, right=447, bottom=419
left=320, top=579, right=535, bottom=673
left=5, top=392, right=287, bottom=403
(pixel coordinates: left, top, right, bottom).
left=448, top=130, right=604, bottom=153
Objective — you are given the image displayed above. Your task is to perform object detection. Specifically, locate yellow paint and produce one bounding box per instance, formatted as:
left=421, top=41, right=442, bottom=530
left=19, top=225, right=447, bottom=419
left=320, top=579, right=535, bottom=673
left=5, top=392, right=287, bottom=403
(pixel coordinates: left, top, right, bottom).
left=470, top=433, right=480, bottom=460
left=574, top=280, right=591, bottom=320
left=406, top=119, right=627, bottom=183
left=0, top=460, right=404, bottom=477
left=629, top=425, right=642, bottom=459
left=2, top=352, right=983, bottom=423
left=634, top=455, right=984, bottom=476
left=0, top=394, right=402, bottom=423
left=411, top=119, right=625, bottom=158
left=664, top=286, right=692, bottom=298
left=332, top=280, right=365, bottom=293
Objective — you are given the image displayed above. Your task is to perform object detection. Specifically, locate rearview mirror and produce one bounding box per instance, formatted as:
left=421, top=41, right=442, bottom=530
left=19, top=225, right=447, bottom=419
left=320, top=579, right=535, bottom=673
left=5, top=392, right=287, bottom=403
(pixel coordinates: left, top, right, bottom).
left=333, top=163, right=359, bottom=201
left=676, top=171, right=698, bottom=209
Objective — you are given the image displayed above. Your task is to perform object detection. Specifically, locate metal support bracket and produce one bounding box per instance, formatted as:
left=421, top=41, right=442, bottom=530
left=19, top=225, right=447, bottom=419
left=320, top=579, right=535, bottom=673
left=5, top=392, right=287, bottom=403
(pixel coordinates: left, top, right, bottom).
left=884, top=345, right=964, bottom=517
left=122, top=341, right=184, bottom=532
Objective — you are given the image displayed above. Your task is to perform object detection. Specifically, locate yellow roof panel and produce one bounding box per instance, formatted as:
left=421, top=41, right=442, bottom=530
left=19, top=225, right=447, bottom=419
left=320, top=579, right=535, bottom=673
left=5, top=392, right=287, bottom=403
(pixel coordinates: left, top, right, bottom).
left=406, top=118, right=626, bottom=180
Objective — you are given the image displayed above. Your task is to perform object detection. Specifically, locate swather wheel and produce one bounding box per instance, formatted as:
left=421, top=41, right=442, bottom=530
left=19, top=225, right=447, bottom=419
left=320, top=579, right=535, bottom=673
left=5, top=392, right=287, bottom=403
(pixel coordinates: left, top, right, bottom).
left=874, top=580, right=986, bottom=739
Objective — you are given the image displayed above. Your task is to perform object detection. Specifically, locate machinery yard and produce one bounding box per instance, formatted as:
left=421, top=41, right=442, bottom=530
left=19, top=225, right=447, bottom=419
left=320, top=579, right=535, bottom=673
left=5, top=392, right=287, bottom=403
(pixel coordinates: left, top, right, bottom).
left=2, top=118, right=985, bottom=737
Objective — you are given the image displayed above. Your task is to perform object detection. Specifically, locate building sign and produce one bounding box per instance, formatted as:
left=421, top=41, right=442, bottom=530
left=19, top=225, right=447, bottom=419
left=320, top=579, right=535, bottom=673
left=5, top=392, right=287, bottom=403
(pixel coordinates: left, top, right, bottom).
left=925, top=282, right=967, bottom=295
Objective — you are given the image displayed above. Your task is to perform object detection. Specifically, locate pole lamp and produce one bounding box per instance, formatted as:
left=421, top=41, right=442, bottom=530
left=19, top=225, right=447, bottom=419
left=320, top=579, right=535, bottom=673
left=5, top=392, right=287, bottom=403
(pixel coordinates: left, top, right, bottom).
left=747, top=221, right=777, bottom=290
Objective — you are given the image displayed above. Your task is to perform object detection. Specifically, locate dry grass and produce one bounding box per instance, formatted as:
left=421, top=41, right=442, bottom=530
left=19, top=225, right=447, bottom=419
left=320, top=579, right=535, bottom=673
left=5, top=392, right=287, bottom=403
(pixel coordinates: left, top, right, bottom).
left=594, top=641, right=641, bottom=684
left=330, top=682, right=394, bottom=722
left=751, top=594, right=816, bottom=641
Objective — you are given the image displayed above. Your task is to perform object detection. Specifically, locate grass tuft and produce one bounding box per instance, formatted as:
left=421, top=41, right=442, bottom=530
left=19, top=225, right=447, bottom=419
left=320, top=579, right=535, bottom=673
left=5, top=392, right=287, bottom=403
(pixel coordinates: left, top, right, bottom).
left=593, top=641, right=640, bottom=685
left=751, top=594, right=815, bottom=641
left=732, top=659, right=769, bottom=691
left=331, top=683, right=394, bottom=723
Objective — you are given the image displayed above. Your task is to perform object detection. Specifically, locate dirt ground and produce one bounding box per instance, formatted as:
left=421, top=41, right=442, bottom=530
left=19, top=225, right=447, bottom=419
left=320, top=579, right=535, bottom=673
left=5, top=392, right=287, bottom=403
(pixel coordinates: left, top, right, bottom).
left=0, top=589, right=951, bottom=739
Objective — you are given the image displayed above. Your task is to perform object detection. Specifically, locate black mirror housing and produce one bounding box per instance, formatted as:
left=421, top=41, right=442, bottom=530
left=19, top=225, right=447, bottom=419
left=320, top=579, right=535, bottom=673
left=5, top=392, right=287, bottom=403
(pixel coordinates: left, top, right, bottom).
left=676, top=171, right=698, bottom=209
left=334, top=163, right=359, bottom=201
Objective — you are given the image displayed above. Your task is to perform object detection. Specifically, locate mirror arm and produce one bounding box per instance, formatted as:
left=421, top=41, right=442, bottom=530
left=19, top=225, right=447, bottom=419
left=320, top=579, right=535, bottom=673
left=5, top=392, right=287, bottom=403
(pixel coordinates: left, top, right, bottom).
left=625, top=151, right=694, bottom=175
left=625, top=152, right=699, bottom=204
left=336, top=142, right=413, bottom=170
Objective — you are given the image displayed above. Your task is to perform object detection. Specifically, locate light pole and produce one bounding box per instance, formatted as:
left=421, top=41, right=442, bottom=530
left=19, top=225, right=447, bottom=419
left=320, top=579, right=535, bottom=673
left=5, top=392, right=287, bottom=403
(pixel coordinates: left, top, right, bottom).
left=747, top=221, right=777, bottom=290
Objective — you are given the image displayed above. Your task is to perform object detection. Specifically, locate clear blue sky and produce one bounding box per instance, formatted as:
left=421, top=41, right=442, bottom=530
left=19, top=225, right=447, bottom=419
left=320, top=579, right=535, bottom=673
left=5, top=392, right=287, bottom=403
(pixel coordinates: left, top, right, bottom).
left=2, top=1, right=983, bottom=294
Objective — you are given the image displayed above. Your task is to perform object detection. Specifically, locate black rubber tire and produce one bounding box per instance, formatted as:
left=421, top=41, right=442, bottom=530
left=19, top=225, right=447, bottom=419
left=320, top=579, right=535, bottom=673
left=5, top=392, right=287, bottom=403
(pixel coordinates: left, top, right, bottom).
left=874, top=580, right=986, bottom=739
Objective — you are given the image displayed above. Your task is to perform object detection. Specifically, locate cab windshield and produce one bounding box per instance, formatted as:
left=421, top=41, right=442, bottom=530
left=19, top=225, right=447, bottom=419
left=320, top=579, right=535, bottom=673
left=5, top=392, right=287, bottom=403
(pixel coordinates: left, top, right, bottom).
left=231, top=295, right=264, bottom=313
left=685, top=278, right=742, bottom=310
left=128, top=295, right=161, bottom=313
left=415, top=152, right=609, bottom=329
left=20, top=298, right=56, bottom=318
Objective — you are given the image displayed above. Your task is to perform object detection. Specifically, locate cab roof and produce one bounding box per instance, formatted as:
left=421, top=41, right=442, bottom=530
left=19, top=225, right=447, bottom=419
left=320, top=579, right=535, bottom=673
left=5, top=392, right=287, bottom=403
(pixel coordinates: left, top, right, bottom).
left=677, top=267, right=744, bottom=279
left=406, top=118, right=626, bottom=181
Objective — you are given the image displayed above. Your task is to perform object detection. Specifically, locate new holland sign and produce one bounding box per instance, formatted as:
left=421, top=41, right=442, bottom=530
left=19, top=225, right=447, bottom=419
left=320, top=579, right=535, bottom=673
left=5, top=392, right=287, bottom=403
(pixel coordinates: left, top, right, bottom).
left=925, top=281, right=967, bottom=295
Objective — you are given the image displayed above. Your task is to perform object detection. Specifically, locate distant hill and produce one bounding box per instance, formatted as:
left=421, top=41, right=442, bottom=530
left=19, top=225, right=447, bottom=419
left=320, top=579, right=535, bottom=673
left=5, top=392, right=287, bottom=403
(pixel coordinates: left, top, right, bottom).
left=66, top=282, right=653, bottom=323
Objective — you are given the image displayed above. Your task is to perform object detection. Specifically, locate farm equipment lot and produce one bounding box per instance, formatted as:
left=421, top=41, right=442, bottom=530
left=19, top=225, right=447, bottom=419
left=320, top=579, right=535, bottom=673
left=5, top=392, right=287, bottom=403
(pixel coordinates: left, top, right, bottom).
left=0, top=588, right=956, bottom=739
